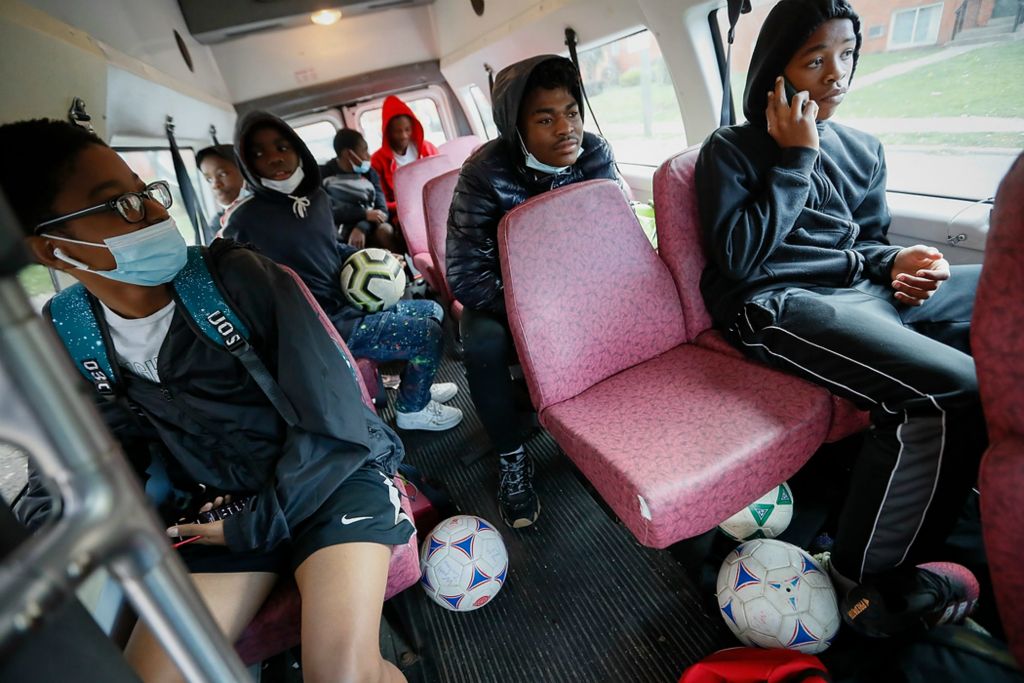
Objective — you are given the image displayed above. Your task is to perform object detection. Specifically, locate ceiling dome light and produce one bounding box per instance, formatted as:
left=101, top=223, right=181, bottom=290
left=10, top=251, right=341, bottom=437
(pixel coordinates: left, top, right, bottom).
left=310, top=9, right=342, bottom=26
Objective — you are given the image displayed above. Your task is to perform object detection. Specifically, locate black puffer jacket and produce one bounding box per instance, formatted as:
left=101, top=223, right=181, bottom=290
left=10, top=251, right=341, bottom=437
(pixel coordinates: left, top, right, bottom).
left=446, top=54, right=620, bottom=314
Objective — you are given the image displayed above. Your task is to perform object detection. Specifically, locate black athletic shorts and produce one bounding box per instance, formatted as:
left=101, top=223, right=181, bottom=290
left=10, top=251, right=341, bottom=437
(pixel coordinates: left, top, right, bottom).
left=178, top=464, right=415, bottom=575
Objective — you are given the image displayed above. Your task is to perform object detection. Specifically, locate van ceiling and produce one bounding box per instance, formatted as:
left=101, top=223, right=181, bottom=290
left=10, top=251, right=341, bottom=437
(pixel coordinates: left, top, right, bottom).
left=178, top=0, right=435, bottom=44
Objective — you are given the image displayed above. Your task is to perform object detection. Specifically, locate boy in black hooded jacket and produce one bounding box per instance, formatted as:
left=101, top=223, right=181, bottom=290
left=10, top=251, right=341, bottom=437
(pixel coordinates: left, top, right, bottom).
left=696, top=0, right=984, bottom=633
left=3, top=119, right=413, bottom=682
left=224, top=112, right=463, bottom=432
left=446, top=55, right=622, bottom=529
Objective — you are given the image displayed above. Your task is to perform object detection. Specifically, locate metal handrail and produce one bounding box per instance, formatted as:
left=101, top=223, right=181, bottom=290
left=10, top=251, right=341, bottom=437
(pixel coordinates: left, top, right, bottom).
left=0, top=190, right=251, bottom=683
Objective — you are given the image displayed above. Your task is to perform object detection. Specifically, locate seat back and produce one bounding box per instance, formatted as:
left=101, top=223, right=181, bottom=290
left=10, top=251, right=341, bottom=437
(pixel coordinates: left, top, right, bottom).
left=499, top=179, right=687, bottom=412
left=393, top=154, right=456, bottom=257
left=423, top=168, right=461, bottom=303
left=652, top=146, right=713, bottom=342
left=975, top=153, right=1024, bottom=665
left=438, top=135, right=482, bottom=165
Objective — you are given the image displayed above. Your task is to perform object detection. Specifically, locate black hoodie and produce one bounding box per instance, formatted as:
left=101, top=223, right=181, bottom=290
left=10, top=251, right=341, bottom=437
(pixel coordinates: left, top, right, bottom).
left=224, top=111, right=362, bottom=336
left=696, top=0, right=901, bottom=327
left=446, top=54, right=620, bottom=314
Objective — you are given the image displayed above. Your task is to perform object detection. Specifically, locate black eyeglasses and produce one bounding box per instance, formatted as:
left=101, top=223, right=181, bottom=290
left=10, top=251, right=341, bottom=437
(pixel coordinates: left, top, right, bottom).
left=35, top=180, right=174, bottom=234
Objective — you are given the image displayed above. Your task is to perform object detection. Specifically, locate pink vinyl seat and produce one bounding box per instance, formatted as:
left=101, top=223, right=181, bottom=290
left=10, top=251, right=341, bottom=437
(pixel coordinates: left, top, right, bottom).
left=653, top=147, right=869, bottom=442
left=499, top=179, right=832, bottom=548
left=438, top=135, right=482, bottom=166
left=423, top=168, right=464, bottom=321
left=233, top=266, right=420, bottom=666
left=975, top=153, right=1024, bottom=666
left=393, top=154, right=458, bottom=293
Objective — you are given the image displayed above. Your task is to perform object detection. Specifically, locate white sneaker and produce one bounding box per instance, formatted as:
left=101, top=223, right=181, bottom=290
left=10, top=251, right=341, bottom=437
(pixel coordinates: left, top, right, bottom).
left=430, top=382, right=458, bottom=403
left=395, top=400, right=463, bottom=431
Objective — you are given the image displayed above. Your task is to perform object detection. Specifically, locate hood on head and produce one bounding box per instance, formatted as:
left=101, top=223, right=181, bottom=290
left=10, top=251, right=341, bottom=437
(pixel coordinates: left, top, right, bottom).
left=491, top=55, right=584, bottom=152
left=234, top=110, right=321, bottom=198
left=380, top=95, right=426, bottom=153
left=742, top=0, right=861, bottom=127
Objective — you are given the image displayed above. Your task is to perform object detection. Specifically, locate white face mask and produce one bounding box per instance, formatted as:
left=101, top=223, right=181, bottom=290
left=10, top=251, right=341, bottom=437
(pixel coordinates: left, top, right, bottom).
left=261, top=165, right=305, bottom=195
left=519, top=131, right=583, bottom=176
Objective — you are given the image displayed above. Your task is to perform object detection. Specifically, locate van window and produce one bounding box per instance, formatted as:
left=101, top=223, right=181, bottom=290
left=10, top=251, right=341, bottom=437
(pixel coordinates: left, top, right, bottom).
left=578, top=29, right=688, bottom=166
left=358, top=98, right=448, bottom=154
left=716, top=0, right=1024, bottom=200
left=18, top=265, right=58, bottom=309
left=468, top=85, right=499, bottom=140
left=116, top=149, right=204, bottom=245
left=293, top=120, right=340, bottom=165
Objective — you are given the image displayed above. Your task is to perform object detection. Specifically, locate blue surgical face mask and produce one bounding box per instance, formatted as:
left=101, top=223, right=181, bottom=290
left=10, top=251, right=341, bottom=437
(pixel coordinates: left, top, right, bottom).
left=353, top=160, right=371, bottom=174
left=518, top=131, right=583, bottom=175
left=47, top=217, right=188, bottom=286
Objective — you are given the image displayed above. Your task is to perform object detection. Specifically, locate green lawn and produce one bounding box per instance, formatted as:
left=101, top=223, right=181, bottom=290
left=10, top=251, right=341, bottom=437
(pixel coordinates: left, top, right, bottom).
left=853, top=46, right=943, bottom=78
left=18, top=264, right=55, bottom=298
left=840, top=41, right=1024, bottom=118
left=588, top=82, right=685, bottom=125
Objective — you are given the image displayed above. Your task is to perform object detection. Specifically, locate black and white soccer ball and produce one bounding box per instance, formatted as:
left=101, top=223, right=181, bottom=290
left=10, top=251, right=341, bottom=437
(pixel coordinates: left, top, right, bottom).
left=340, top=248, right=406, bottom=312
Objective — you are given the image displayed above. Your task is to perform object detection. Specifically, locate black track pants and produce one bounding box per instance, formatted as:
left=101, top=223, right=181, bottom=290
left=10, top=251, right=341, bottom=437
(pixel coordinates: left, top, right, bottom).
left=730, top=266, right=985, bottom=582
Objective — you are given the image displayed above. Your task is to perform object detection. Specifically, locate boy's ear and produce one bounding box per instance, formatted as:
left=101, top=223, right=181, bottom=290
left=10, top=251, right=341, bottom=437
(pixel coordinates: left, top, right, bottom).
left=25, top=235, right=74, bottom=272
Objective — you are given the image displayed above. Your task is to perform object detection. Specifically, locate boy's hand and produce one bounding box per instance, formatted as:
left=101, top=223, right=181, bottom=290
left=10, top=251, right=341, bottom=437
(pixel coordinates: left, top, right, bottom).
left=348, top=230, right=366, bottom=249
left=365, top=209, right=387, bottom=224
left=766, top=77, right=819, bottom=150
left=890, top=245, right=950, bottom=306
left=166, top=496, right=232, bottom=546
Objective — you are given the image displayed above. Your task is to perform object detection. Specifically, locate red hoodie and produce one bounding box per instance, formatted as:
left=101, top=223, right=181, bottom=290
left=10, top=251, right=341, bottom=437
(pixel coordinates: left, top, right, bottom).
left=370, top=95, right=440, bottom=214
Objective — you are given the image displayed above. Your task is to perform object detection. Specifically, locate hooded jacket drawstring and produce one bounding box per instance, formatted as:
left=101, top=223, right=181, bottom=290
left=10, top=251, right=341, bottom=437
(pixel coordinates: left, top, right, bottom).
left=289, top=195, right=310, bottom=218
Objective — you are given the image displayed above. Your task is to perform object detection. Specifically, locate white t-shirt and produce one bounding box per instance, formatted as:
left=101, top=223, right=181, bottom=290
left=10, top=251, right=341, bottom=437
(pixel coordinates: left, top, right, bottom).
left=393, top=143, right=419, bottom=167
left=100, top=300, right=176, bottom=383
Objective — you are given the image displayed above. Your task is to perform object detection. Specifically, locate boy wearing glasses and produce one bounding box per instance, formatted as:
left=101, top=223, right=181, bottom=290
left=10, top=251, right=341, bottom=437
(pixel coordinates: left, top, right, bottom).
left=4, top=119, right=412, bottom=683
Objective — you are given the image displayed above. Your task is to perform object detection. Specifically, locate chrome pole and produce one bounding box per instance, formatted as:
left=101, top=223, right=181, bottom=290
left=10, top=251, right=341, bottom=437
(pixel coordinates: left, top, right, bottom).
left=0, top=192, right=250, bottom=683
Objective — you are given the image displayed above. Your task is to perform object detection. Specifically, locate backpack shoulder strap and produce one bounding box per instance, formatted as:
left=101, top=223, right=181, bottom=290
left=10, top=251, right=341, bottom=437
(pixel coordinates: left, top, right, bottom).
left=172, top=246, right=299, bottom=426
left=48, top=284, right=117, bottom=395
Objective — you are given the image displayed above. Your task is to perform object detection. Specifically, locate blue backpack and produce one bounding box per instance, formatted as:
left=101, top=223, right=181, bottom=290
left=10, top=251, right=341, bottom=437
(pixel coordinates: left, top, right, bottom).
left=47, top=246, right=299, bottom=425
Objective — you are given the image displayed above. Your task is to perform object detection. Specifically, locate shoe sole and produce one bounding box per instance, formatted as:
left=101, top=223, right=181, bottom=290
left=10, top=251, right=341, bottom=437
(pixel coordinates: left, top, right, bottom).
left=395, top=416, right=464, bottom=432
left=505, top=502, right=541, bottom=529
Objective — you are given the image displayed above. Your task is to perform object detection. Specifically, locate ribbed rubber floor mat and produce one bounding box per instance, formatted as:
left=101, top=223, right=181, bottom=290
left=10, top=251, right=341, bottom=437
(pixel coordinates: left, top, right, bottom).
left=380, top=355, right=728, bottom=683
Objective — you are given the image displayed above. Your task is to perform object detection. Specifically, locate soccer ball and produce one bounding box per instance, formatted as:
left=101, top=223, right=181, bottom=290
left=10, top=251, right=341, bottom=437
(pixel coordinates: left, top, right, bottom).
left=420, top=515, right=508, bottom=611
left=716, top=539, right=839, bottom=654
left=340, top=248, right=406, bottom=312
left=718, top=482, right=794, bottom=541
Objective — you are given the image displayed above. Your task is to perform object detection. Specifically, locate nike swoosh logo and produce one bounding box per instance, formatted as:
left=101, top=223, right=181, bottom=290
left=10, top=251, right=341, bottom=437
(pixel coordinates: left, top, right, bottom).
left=341, top=515, right=373, bottom=525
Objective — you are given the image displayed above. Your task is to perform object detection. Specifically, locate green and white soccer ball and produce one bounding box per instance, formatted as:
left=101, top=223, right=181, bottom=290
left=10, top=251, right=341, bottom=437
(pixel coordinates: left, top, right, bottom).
left=718, top=482, right=794, bottom=541
left=340, top=248, right=406, bottom=312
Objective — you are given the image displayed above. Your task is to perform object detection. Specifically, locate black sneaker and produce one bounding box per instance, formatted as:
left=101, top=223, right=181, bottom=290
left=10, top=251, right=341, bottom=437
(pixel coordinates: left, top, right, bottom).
left=498, top=452, right=540, bottom=529
left=842, top=561, right=980, bottom=638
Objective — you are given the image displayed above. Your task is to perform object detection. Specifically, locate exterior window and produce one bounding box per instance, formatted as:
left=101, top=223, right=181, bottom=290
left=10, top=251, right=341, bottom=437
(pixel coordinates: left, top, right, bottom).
left=717, top=0, right=1024, bottom=200
left=889, top=4, right=943, bottom=49
left=359, top=98, right=447, bottom=155
left=577, top=29, right=687, bottom=166
left=293, top=120, right=340, bottom=165
left=116, top=149, right=203, bottom=245
left=469, top=85, right=499, bottom=140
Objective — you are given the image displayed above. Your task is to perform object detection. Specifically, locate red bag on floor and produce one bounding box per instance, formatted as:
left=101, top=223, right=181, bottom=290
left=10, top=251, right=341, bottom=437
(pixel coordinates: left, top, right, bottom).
left=680, top=648, right=831, bottom=683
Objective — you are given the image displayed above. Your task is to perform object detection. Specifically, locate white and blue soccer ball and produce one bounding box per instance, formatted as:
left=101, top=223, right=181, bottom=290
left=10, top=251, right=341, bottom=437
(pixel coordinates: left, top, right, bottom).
left=716, top=539, right=839, bottom=654
left=340, top=248, right=406, bottom=312
left=718, top=482, right=794, bottom=541
left=420, top=515, right=508, bottom=611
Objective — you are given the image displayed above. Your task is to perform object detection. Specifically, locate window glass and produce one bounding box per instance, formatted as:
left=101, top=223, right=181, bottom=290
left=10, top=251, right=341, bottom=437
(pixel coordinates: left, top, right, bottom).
left=18, top=264, right=57, bottom=309
left=116, top=149, right=203, bottom=245
left=469, top=85, right=499, bottom=140
left=578, top=29, right=687, bottom=166
left=717, top=0, right=1024, bottom=200
left=293, top=120, right=339, bottom=165
left=359, top=98, right=448, bottom=155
